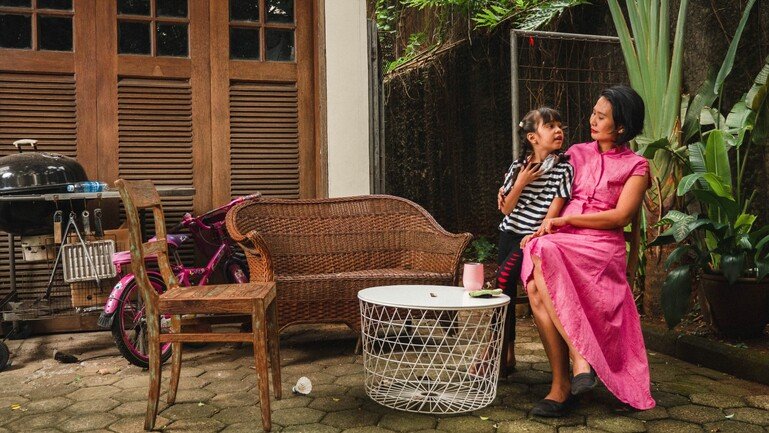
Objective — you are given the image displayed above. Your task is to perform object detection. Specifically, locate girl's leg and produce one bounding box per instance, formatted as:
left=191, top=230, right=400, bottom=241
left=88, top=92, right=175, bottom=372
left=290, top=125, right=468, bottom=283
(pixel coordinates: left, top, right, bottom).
left=531, top=256, right=590, bottom=376
left=496, top=232, right=524, bottom=370
left=527, top=277, right=570, bottom=401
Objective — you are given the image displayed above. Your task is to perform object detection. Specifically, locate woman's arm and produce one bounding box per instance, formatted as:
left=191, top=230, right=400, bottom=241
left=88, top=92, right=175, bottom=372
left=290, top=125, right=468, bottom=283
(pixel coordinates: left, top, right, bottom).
left=520, top=197, right=567, bottom=248
left=539, top=174, right=648, bottom=233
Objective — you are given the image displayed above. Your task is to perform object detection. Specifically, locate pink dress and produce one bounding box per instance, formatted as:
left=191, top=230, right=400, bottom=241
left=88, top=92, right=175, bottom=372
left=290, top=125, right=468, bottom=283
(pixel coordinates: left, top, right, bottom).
left=521, top=141, right=655, bottom=410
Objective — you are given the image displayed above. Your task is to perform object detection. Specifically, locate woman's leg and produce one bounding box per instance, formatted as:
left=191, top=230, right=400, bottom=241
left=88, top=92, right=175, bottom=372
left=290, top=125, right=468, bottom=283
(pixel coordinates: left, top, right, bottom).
left=531, top=256, right=591, bottom=376
left=527, top=276, right=570, bottom=401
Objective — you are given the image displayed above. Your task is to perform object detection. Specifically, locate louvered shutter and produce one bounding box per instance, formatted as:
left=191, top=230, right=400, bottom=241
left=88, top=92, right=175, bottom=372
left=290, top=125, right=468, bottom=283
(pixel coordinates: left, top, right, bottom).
left=117, top=78, right=194, bottom=229
left=0, top=72, right=77, bottom=308
left=229, top=82, right=300, bottom=198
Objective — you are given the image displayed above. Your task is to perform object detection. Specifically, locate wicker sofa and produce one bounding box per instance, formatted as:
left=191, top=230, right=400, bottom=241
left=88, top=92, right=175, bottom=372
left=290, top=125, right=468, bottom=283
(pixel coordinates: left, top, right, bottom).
left=225, top=195, right=472, bottom=333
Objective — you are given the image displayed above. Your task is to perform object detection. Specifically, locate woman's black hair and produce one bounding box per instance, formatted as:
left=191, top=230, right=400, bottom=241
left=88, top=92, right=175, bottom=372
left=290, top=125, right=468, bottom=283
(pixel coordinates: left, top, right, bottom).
left=599, top=85, right=645, bottom=144
left=517, top=106, right=570, bottom=164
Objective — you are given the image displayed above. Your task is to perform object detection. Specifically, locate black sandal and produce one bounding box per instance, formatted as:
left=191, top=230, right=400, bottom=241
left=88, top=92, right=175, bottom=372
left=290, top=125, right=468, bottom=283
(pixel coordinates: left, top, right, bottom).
left=571, top=366, right=597, bottom=395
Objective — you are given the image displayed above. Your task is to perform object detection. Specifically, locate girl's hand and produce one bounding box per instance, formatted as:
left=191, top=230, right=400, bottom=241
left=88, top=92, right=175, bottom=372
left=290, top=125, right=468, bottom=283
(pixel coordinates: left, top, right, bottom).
left=535, top=216, right=568, bottom=236
left=520, top=234, right=534, bottom=248
left=497, top=187, right=505, bottom=211
left=514, top=162, right=544, bottom=188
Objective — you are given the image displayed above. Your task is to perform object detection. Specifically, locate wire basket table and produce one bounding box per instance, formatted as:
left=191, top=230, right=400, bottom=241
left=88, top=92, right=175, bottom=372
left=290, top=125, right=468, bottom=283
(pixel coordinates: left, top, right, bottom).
left=358, top=285, right=509, bottom=414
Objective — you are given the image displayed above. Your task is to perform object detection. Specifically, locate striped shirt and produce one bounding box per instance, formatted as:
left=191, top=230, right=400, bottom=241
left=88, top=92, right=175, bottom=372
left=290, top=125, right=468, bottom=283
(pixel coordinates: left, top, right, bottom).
left=499, top=159, right=574, bottom=235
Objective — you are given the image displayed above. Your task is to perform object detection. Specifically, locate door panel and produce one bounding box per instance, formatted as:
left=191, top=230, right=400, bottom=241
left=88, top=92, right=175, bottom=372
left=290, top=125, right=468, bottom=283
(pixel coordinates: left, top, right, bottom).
left=210, top=0, right=314, bottom=204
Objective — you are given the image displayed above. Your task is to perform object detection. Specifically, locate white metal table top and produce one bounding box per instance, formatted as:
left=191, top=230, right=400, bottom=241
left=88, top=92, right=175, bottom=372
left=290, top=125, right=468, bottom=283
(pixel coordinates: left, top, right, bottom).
left=358, top=285, right=509, bottom=310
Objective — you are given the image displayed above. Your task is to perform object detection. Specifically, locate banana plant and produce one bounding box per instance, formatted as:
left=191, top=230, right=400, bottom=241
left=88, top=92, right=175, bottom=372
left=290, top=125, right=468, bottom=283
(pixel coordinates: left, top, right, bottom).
left=607, top=0, right=689, bottom=230
left=652, top=55, right=769, bottom=328
left=609, top=0, right=758, bottom=237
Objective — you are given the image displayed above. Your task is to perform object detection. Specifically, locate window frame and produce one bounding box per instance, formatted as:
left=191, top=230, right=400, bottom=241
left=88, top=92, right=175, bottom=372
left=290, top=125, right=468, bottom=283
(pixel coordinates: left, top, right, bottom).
left=117, top=0, right=190, bottom=57
left=0, top=0, right=74, bottom=52
left=228, top=0, right=295, bottom=62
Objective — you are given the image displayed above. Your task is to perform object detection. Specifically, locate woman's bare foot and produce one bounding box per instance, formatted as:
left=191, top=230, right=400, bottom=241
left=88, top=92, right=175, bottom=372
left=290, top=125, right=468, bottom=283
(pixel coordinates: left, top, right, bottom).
left=544, top=382, right=571, bottom=403
left=571, top=356, right=591, bottom=376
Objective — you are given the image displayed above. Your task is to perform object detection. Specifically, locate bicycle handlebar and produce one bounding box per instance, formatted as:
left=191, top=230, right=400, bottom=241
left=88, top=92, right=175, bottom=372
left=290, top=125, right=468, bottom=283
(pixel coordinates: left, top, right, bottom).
left=171, top=192, right=262, bottom=233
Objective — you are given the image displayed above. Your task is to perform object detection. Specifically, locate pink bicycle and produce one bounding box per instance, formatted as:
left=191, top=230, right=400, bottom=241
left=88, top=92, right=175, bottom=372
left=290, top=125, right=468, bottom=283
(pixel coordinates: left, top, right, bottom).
left=97, top=193, right=260, bottom=368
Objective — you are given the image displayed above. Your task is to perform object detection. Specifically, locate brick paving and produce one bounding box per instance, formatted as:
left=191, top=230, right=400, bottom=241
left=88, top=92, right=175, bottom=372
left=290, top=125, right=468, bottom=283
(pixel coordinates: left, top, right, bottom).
left=2, top=319, right=769, bottom=432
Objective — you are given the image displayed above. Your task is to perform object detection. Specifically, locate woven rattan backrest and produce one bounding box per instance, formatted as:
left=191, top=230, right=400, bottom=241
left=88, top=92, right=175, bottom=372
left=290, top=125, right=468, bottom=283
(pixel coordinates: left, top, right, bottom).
left=115, top=179, right=179, bottom=310
left=228, top=195, right=458, bottom=275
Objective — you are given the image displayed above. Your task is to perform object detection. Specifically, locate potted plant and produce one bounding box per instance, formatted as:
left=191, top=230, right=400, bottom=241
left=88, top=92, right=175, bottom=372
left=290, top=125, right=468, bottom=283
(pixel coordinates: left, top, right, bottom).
left=653, top=56, right=769, bottom=338
left=461, top=236, right=498, bottom=284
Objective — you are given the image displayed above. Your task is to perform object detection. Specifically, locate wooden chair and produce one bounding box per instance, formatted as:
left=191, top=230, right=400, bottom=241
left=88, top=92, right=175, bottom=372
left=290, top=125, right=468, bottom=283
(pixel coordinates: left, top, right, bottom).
left=115, top=179, right=281, bottom=432
left=501, top=212, right=642, bottom=374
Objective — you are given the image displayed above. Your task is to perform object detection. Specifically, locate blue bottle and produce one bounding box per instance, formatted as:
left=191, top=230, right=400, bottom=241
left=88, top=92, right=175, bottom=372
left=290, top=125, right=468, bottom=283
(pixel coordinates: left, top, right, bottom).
left=67, top=181, right=108, bottom=193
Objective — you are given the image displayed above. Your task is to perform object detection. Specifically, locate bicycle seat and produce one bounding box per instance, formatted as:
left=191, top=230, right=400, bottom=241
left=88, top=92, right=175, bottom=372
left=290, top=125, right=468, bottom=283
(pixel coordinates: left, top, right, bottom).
left=112, top=250, right=151, bottom=265
left=165, top=233, right=190, bottom=248
left=111, top=233, right=189, bottom=265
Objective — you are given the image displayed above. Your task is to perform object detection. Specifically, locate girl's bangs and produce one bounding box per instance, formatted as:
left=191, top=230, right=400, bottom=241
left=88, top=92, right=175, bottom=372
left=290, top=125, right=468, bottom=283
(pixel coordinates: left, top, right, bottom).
left=538, top=107, right=562, bottom=124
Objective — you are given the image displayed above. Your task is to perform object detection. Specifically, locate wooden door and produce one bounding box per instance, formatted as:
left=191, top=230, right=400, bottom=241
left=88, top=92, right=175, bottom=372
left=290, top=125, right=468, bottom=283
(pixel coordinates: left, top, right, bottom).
left=210, top=0, right=316, bottom=204
left=0, top=0, right=96, bottom=306
left=95, top=0, right=211, bottom=225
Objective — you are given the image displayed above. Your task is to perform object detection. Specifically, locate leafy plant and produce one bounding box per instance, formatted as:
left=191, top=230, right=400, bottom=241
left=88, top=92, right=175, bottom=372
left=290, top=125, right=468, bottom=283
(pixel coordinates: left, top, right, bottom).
left=652, top=53, right=769, bottom=329
left=463, top=237, right=497, bottom=263
left=384, top=32, right=430, bottom=74
left=607, top=0, right=689, bottom=233
left=375, top=0, right=589, bottom=74
left=375, top=0, right=398, bottom=36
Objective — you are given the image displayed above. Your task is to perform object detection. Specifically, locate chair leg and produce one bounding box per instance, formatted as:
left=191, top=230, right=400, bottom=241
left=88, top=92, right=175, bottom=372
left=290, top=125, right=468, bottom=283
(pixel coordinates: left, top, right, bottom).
left=252, top=309, right=272, bottom=432
left=267, top=300, right=281, bottom=400
left=167, top=315, right=182, bottom=404
left=144, top=317, right=163, bottom=431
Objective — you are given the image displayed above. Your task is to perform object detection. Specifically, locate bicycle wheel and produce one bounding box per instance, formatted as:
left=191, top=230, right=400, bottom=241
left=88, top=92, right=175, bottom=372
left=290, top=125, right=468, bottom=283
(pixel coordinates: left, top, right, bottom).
left=111, top=276, right=173, bottom=368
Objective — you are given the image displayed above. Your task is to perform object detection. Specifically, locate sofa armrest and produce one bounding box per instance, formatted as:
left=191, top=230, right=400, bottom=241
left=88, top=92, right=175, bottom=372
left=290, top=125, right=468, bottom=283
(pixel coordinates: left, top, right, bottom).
left=412, top=231, right=473, bottom=285
left=236, top=230, right=275, bottom=283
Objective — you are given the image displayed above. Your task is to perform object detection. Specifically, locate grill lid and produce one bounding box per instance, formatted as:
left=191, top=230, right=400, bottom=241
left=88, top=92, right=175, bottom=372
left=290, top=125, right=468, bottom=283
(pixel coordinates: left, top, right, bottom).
left=0, top=139, right=87, bottom=195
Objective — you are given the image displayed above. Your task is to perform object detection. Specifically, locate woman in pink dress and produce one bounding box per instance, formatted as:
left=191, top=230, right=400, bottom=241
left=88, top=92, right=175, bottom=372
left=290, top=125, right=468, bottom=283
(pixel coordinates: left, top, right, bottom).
left=521, top=85, right=655, bottom=417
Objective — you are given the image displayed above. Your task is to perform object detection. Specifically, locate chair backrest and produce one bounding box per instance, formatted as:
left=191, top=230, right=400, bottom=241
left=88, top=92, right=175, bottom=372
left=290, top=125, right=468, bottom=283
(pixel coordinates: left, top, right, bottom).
left=227, top=195, right=465, bottom=276
left=625, top=210, right=642, bottom=288
left=115, top=179, right=179, bottom=313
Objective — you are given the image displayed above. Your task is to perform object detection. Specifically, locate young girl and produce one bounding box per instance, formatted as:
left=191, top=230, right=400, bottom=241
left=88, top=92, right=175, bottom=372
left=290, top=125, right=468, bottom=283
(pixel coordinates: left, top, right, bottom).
left=496, top=107, right=573, bottom=372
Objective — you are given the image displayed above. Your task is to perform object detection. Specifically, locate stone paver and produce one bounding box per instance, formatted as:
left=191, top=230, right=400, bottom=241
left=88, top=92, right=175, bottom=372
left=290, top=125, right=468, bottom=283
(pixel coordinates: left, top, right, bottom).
left=496, top=419, right=555, bottom=433
left=378, top=412, right=436, bottom=431
left=689, top=392, right=745, bottom=408
left=59, top=412, right=118, bottom=432
left=322, top=408, right=381, bottom=430
left=587, top=415, right=646, bottom=433
left=1, top=320, right=769, bottom=432
left=703, top=420, right=764, bottom=433
left=667, top=404, right=725, bottom=423
left=272, top=406, right=325, bottom=426
left=745, top=395, right=769, bottom=410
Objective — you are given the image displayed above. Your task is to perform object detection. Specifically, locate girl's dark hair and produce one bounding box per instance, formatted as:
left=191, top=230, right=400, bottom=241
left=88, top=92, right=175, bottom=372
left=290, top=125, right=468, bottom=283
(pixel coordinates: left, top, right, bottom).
left=517, top=107, right=570, bottom=164
left=600, top=85, right=645, bottom=144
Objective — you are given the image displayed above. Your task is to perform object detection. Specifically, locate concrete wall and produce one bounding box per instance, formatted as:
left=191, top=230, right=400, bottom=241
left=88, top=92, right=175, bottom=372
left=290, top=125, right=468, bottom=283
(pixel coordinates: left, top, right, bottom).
left=325, top=0, right=371, bottom=197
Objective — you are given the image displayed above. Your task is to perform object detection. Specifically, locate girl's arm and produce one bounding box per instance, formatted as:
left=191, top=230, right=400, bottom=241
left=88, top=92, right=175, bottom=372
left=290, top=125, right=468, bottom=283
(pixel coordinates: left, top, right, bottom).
left=500, top=163, right=542, bottom=215
left=539, top=174, right=648, bottom=233
left=545, top=197, right=567, bottom=218
left=500, top=182, right=525, bottom=215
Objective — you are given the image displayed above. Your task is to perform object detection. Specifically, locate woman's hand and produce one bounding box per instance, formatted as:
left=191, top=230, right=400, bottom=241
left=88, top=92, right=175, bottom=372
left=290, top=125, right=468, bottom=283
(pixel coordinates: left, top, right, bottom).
left=514, top=162, right=543, bottom=188
left=535, top=216, right=569, bottom=236
left=520, top=234, right=534, bottom=248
